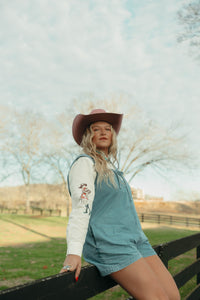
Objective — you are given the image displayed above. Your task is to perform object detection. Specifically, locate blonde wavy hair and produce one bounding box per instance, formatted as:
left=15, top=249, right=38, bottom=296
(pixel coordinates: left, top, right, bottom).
left=80, top=123, right=118, bottom=186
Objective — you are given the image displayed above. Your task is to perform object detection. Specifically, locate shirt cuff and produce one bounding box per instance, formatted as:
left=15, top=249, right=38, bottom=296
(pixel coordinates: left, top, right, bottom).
left=66, top=241, right=83, bottom=257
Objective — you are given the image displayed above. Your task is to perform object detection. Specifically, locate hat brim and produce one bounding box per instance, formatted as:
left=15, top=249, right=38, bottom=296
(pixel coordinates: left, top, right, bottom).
left=72, top=112, right=123, bottom=145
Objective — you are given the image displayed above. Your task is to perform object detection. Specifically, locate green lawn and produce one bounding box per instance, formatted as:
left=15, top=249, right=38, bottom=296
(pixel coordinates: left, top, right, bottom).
left=0, top=214, right=199, bottom=299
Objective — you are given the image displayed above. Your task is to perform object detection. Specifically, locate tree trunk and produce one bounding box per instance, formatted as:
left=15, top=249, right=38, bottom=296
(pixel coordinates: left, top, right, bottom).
left=25, top=183, right=30, bottom=213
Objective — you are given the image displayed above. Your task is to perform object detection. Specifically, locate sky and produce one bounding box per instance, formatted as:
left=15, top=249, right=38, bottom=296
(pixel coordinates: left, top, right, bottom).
left=0, top=0, right=200, bottom=201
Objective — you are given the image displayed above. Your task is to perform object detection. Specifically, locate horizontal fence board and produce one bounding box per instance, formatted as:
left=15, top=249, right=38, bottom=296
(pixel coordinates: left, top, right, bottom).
left=0, top=266, right=116, bottom=300
left=185, top=284, right=200, bottom=300
left=159, top=233, right=200, bottom=261
left=174, top=259, right=200, bottom=288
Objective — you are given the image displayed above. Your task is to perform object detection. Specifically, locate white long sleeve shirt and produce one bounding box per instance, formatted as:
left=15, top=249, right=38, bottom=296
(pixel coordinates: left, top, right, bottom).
left=66, top=157, right=96, bottom=256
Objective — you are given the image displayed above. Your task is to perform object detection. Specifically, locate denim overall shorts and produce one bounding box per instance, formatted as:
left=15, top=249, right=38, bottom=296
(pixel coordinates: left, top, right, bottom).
left=69, top=155, right=156, bottom=276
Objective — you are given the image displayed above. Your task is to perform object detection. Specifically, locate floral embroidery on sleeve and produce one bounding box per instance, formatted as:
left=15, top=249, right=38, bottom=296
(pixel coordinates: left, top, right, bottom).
left=79, top=183, right=91, bottom=215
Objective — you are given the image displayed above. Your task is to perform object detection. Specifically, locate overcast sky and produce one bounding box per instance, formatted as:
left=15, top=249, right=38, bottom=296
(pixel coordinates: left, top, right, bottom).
left=1, top=0, right=200, bottom=200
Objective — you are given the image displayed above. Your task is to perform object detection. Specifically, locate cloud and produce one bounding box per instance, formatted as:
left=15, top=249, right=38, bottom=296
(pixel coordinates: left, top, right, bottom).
left=1, top=0, right=199, bottom=113
left=1, top=0, right=200, bottom=197
left=1, top=0, right=199, bottom=129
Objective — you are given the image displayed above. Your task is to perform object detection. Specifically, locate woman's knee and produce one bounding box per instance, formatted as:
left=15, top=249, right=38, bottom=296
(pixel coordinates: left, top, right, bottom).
left=128, top=277, right=170, bottom=300
left=168, top=288, right=180, bottom=300
left=144, top=286, right=169, bottom=300
left=144, top=285, right=180, bottom=300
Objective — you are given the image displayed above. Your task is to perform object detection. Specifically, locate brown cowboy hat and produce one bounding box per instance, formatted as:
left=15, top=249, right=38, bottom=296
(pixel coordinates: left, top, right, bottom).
left=72, top=108, right=123, bottom=145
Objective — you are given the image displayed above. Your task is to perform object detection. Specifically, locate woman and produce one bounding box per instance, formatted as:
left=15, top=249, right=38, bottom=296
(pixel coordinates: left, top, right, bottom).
left=61, top=109, right=180, bottom=300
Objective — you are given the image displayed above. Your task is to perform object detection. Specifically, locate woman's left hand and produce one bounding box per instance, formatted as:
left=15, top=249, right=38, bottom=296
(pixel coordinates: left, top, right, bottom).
left=60, top=254, right=81, bottom=281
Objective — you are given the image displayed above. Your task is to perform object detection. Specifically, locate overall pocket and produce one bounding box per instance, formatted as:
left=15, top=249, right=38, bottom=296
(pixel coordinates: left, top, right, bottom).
left=91, top=223, right=131, bottom=255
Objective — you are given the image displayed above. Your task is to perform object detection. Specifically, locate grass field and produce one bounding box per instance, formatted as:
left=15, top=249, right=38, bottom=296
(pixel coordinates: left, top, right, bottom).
left=0, top=214, right=199, bottom=299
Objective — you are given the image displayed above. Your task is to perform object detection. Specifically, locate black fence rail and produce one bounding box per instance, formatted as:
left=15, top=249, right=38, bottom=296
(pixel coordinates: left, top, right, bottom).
left=138, top=212, right=200, bottom=228
left=0, top=206, right=62, bottom=216
left=0, top=233, right=200, bottom=300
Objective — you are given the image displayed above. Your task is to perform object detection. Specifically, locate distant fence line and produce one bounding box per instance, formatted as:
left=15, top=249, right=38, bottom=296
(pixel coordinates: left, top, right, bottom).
left=1, top=208, right=200, bottom=228
left=138, top=212, right=200, bottom=228
left=0, top=206, right=61, bottom=216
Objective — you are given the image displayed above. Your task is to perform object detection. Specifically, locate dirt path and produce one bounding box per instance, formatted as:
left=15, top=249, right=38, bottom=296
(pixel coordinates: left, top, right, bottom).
left=0, top=216, right=66, bottom=247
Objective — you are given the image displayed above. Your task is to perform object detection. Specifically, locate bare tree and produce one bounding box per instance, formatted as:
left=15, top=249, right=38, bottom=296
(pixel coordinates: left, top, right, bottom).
left=119, top=118, right=194, bottom=184
left=1, top=110, right=46, bottom=211
left=42, top=151, right=73, bottom=216
left=0, top=106, right=77, bottom=215
left=40, top=113, right=78, bottom=216
left=70, top=95, right=195, bottom=184
left=177, top=0, right=200, bottom=59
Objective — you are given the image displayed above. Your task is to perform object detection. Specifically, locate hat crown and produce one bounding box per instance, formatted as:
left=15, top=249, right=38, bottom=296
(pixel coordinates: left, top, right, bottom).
left=90, top=109, right=106, bottom=115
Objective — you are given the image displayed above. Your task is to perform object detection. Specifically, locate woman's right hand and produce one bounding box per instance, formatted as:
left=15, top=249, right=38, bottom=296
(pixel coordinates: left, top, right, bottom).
left=60, top=254, right=82, bottom=281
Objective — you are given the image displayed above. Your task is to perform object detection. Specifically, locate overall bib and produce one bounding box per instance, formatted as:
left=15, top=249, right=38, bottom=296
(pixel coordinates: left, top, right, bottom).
left=69, top=155, right=156, bottom=276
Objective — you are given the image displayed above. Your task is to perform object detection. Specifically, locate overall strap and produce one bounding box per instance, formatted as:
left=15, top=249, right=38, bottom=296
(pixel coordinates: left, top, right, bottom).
left=67, top=154, right=95, bottom=195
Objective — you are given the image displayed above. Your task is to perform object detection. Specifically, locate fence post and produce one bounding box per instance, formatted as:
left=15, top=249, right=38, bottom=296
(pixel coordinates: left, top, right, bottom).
left=158, top=245, right=168, bottom=268
left=141, top=214, right=144, bottom=223
left=197, top=245, right=200, bottom=285
left=157, top=215, right=160, bottom=224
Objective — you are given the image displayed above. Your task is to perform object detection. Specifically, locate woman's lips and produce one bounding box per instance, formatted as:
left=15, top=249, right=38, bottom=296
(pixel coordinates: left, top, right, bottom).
left=99, top=137, right=108, bottom=140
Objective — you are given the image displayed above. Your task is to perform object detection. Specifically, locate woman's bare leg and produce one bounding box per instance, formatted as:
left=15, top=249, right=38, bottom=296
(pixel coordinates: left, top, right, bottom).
left=110, top=257, right=169, bottom=300
left=144, top=255, right=180, bottom=300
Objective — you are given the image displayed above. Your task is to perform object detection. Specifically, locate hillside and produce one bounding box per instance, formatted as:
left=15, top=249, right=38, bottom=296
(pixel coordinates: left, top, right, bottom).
left=135, top=200, right=200, bottom=216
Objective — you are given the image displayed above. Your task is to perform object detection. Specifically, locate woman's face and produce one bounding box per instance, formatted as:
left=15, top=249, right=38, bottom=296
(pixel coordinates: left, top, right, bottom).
left=91, top=121, right=112, bottom=155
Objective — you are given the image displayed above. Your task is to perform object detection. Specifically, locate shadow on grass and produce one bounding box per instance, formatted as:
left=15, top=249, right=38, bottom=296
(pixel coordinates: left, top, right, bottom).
left=1, top=217, right=57, bottom=240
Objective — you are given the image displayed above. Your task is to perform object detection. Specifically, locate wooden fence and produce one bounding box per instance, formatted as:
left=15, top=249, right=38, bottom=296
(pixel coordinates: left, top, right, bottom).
left=0, top=233, right=200, bottom=300
left=138, top=212, right=200, bottom=228
left=0, top=206, right=62, bottom=216
left=1, top=209, right=200, bottom=228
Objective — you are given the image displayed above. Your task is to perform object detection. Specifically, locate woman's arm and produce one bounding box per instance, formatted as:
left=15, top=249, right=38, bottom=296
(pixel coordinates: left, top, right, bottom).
left=60, top=157, right=96, bottom=279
